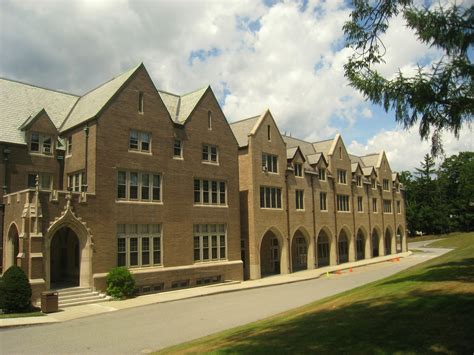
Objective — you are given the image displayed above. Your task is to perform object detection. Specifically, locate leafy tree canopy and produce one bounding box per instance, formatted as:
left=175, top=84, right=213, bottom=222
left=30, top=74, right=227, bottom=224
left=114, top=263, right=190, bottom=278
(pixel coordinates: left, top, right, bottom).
left=344, top=1, right=473, bottom=156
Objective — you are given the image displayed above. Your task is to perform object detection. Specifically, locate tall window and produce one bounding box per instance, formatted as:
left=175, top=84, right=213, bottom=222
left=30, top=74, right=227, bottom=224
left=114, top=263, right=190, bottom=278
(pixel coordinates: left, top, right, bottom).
left=371, top=178, right=377, bottom=189
left=117, top=171, right=161, bottom=202
left=194, top=179, right=226, bottom=205
left=193, top=224, right=226, bottom=261
left=208, top=111, right=212, bottom=130
left=320, top=192, right=327, bottom=211
left=318, top=168, right=326, bottom=181
left=262, top=153, right=278, bottom=173
left=202, top=144, right=218, bottom=163
left=337, top=169, right=347, bottom=184
left=27, top=173, right=52, bottom=190
left=129, top=130, right=151, bottom=152
left=173, top=139, right=183, bottom=158
left=68, top=172, right=86, bottom=192
left=357, top=196, right=363, bottom=212
left=383, top=199, right=392, bottom=213
left=372, top=198, right=378, bottom=212
left=66, top=136, right=72, bottom=156
left=356, top=175, right=362, bottom=187
left=117, top=224, right=161, bottom=268
left=397, top=200, right=401, bottom=214
left=260, top=186, right=282, bottom=209
left=339, top=146, right=342, bottom=159
left=383, top=179, right=390, bottom=191
left=294, top=163, right=303, bottom=177
left=295, top=190, right=304, bottom=210
left=138, top=92, right=144, bottom=113
left=30, top=132, right=52, bottom=155
left=337, top=194, right=350, bottom=211
left=267, top=125, right=271, bottom=141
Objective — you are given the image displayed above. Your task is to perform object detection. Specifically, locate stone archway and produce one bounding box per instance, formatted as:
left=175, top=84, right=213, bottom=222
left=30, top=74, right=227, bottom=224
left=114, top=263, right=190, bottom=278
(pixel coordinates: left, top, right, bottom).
left=6, top=223, right=20, bottom=269
left=260, top=229, right=282, bottom=277
left=356, top=228, right=366, bottom=260
left=50, top=227, right=80, bottom=288
left=338, top=229, right=350, bottom=264
left=316, top=229, right=332, bottom=267
left=396, top=226, right=404, bottom=253
left=291, top=228, right=310, bottom=272
left=385, top=227, right=393, bottom=255
left=372, top=228, right=380, bottom=257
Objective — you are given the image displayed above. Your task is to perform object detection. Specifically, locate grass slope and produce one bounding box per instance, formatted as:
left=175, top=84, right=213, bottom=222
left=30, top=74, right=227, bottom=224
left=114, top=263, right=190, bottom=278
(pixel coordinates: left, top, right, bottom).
left=159, top=232, right=474, bottom=354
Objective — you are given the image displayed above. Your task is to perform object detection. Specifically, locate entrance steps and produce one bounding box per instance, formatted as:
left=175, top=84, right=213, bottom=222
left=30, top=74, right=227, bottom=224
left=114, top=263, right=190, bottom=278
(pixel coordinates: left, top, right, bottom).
left=55, top=287, right=111, bottom=308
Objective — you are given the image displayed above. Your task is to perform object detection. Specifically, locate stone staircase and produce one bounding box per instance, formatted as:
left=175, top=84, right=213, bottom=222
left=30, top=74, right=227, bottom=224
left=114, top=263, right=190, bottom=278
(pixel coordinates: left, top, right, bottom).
left=55, top=287, right=111, bottom=308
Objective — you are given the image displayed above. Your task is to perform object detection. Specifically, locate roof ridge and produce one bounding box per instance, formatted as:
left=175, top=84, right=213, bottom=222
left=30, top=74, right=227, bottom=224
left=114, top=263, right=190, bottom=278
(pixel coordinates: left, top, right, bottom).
left=181, top=85, right=208, bottom=97
left=313, top=138, right=334, bottom=144
left=282, top=134, right=312, bottom=144
left=230, top=115, right=261, bottom=125
left=0, top=77, right=80, bottom=97
left=157, top=89, right=180, bottom=98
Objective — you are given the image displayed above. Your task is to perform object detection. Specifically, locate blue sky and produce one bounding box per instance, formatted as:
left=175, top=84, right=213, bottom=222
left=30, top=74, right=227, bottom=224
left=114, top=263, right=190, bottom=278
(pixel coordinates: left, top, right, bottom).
left=0, top=0, right=471, bottom=171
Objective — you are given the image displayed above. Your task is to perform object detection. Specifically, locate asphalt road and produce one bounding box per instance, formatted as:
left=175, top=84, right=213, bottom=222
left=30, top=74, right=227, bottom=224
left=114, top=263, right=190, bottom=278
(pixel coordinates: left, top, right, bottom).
left=1, top=246, right=450, bottom=355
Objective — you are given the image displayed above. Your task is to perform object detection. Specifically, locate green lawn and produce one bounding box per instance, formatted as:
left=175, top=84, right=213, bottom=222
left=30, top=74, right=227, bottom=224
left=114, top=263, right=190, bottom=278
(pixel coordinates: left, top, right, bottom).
left=0, top=310, right=44, bottom=319
left=158, top=232, right=474, bottom=354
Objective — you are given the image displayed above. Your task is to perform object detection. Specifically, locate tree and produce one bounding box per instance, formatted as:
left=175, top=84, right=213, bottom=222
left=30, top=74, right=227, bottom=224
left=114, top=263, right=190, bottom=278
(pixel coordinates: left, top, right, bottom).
left=343, top=1, right=473, bottom=156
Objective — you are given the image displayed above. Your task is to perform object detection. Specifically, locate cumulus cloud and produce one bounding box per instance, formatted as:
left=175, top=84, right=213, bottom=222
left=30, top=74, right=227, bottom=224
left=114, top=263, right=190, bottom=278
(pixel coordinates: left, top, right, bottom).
left=0, top=0, right=470, bottom=172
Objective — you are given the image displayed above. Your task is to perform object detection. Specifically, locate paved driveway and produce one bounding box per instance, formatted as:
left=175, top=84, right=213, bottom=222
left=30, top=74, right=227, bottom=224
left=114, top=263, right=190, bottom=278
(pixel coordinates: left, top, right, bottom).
left=0, top=247, right=450, bottom=354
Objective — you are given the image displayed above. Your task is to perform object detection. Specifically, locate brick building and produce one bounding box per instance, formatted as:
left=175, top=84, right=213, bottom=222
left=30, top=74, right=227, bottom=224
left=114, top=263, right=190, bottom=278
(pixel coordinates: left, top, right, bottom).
left=1, top=64, right=407, bottom=304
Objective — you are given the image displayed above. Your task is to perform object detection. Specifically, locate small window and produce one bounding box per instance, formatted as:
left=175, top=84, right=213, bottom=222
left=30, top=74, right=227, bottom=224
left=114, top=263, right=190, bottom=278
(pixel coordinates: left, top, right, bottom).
left=139, top=92, right=144, bottom=113
left=30, top=132, right=53, bottom=155
left=294, top=163, right=303, bottom=177
left=318, top=168, right=326, bottom=181
left=173, top=139, right=182, bottom=158
left=262, top=153, right=278, bottom=173
left=208, top=111, right=212, bottom=130
left=337, top=169, right=347, bottom=184
left=267, top=125, right=271, bottom=141
left=357, top=196, right=363, bottom=212
left=320, top=192, right=327, bottom=211
left=66, top=136, right=72, bottom=156
left=202, top=144, right=218, bottom=163
left=336, top=194, right=350, bottom=212
left=339, top=146, right=342, bottom=159
left=129, top=130, right=151, bottom=153
left=383, top=199, right=392, bottom=213
left=371, top=178, right=377, bottom=189
left=397, top=200, right=401, bottom=214
left=356, top=175, right=362, bottom=187
left=383, top=179, right=390, bottom=191
left=372, top=198, right=378, bottom=212
left=295, top=190, right=304, bottom=210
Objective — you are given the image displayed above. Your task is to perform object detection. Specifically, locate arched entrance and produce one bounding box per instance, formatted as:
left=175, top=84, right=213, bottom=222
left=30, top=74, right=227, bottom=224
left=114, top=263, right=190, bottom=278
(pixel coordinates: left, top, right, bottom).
left=396, top=226, right=403, bottom=253
left=385, top=228, right=392, bottom=255
left=50, top=227, right=80, bottom=288
left=372, top=229, right=380, bottom=257
left=260, top=230, right=281, bottom=276
left=316, top=229, right=331, bottom=267
left=338, top=230, right=349, bottom=264
left=292, top=230, right=308, bottom=272
left=356, top=229, right=365, bottom=260
left=7, top=224, right=20, bottom=267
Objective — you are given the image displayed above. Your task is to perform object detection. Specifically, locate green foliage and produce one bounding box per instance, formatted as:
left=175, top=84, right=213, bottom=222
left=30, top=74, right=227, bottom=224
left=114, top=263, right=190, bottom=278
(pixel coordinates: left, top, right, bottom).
left=344, top=1, right=473, bottom=156
left=401, top=152, right=473, bottom=235
left=0, top=265, right=32, bottom=313
left=106, top=267, right=136, bottom=299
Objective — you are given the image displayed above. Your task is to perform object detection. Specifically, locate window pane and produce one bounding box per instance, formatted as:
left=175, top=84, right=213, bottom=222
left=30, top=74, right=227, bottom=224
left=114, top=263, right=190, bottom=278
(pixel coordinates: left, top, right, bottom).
left=153, top=237, right=161, bottom=264
left=117, top=239, right=126, bottom=266
left=220, top=235, right=226, bottom=258
left=142, top=238, right=150, bottom=265
left=130, top=173, right=138, bottom=199
left=194, top=179, right=201, bottom=203
left=260, top=187, right=265, bottom=208
left=219, top=182, right=226, bottom=205
left=203, top=236, right=209, bottom=260
left=212, top=235, right=218, bottom=259
left=211, top=146, right=217, bottom=161
left=211, top=181, right=218, bottom=204
left=194, top=236, right=201, bottom=261
left=42, top=137, right=52, bottom=153
left=277, top=189, right=282, bottom=208
left=153, top=175, right=161, bottom=201
left=202, top=145, right=208, bottom=160
left=142, top=174, right=150, bottom=200
left=30, top=133, right=39, bottom=151
left=203, top=180, right=209, bottom=203
left=129, top=131, right=139, bottom=150
left=141, top=132, right=150, bottom=151
left=118, top=171, right=126, bottom=198
left=129, top=238, right=138, bottom=266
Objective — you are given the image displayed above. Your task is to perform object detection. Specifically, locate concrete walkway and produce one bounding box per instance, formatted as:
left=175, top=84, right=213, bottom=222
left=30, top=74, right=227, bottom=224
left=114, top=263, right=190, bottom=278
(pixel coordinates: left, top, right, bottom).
left=0, top=250, right=420, bottom=328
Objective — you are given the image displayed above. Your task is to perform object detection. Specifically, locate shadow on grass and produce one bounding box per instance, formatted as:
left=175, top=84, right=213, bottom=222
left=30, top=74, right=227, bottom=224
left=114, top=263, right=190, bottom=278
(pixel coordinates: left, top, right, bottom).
left=383, top=258, right=474, bottom=285
left=214, top=290, right=474, bottom=354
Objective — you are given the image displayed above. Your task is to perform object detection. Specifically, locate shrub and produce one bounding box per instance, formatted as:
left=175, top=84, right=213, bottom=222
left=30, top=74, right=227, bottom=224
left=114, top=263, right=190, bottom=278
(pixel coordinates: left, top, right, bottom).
left=106, top=267, right=136, bottom=299
left=1, top=265, right=32, bottom=313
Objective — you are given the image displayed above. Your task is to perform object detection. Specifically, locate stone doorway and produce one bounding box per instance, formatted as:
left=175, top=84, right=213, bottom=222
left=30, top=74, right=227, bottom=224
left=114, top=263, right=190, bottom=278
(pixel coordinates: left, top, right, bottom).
left=292, top=233, right=308, bottom=272
left=260, top=230, right=281, bottom=276
left=50, top=227, right=80, bottom=288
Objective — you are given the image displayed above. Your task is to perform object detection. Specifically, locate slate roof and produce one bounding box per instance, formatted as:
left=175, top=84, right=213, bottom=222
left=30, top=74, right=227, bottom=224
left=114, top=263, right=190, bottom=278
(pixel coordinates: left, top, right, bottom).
left=229, top=115, right=261, bottom=148
left=0, top=78, right=79, bottom=145
left=360, top=153, right=380, bottom=168
left=158, top=86, right=208, bottom=124
left=286, top=147, right=298, bottom=160
left=283, top=135, right=317, bottom=157
left=307, top=153, right=324, bottom=166
left=312, top=138, right=333, bottom=156
left=61, top=64, right=141, bottom=131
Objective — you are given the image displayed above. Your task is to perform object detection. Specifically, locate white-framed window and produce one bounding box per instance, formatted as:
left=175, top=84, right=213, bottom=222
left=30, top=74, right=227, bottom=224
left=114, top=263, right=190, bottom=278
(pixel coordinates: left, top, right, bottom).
left=318, top=168, right=326, bottom=181
left=27, top=173, right=52, bottom=190
left=260, top=186, right=282, bottom=209
left=372, top=198, right=378, bottom=212
left=337, top=169, right=347, bottom=184
left=138, top=92, right=144, bottom=114
left=383, top=199, right=392, bottom=213
left=117, top=224, right=161, bottom=268
left=30, top=132, right=53, bottom=155
left=194, top=179, right=226, bottom=205
left=202, top=144, right=218, bottom=163
left=129, top=130, right=151, bottom=153
left=337, top=194, right=350, bottom=212
left=66, top=136, right=72, bottom=156
left=117, top=171, right=161, bottom=202
left=295, top=189, right=304, bottom=210
left=397, top=200, right=401, bottom=213
left=193, top=224, right=226, bottom=262
left=262, top=153, right=278, bottom=173
left=68, top=171, right=86, bottom=192
left=173, top=139, right=183, bottom=158
left=294, top=163, right=303, bottom=177
left=356, top=175, right=362, bottom=187
left=320, top=192, right=327, bottom=211
left=383, top=179, right=390, bottom=191
left=357, top=196, right=363, bottom=212
left=371, top=178, right=377, bottom=189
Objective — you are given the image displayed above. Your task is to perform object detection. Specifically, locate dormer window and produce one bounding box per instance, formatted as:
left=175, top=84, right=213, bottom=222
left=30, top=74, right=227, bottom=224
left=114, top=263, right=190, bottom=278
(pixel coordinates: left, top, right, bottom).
left=371, top=178, right=377, bottom=189
left=30, top=132, right=53, bottom=155
left=356, top=175, right=362, bottom=187
left=294, top=163, right=303, bottom=177
left=318, top=168, right=326, bottom=181
left=138, top=92, right=144, bottom=114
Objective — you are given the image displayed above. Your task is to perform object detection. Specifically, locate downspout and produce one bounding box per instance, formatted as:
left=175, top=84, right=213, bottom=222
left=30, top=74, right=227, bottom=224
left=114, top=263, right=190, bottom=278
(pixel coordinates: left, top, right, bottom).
left=366, top=183, right=372, bottom=251
left=285, top=171, right=291, bottom=273
left=380, top=185, right=385, bottom=252
left=84, top=125, right=89, bottom=192
left=393, top=187, right=397, bottom=250
left=332, top=177, right=338, bottom=264
left=351, top=179, right=357, bottom=258
left=311, top=174, right=316, bottom=267
left=3, top=146, right=11, bottom=195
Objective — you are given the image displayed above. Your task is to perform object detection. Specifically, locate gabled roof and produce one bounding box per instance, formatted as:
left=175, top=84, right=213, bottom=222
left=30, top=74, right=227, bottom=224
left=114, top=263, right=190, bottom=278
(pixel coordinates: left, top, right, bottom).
left=283, top=135, right=317, bottom=157
left=362, top=166, right=377, bottom=177
left=352, top=162, right=363, bottom=174
left=360, top=153, right=381, bottom=169
left=158, top=86, right=209, bottom=124
left=312, top=138, right=334, bottom=156
left=392, top=172, right=399, bottom=182
left=61, top=64, right=142, bottom=132
left=229, top=115, right=260, bottom=148
left=0, top=78, right=79, bottom=145
left=286, top=146, right=305, bottom=162
left=307, top=153, right=327, bottom=166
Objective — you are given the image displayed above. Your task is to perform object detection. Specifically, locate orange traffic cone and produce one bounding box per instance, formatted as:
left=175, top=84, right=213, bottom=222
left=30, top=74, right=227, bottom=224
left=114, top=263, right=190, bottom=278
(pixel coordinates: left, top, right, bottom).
left=336, top=269, right=341, bottom=275
left=349, top=267, right=353, bottom=272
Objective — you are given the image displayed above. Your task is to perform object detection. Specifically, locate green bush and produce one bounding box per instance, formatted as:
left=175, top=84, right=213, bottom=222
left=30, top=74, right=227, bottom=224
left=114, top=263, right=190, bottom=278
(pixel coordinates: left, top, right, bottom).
left=0, top=265, right=32, bottom=313
left=106, top=267, right=136, bottom=299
